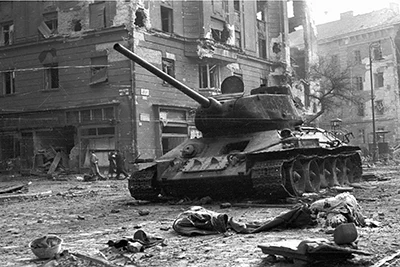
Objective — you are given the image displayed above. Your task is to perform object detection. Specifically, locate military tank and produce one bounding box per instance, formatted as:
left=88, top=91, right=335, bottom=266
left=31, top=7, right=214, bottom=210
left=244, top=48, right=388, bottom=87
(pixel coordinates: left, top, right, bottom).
left=114, top=43, right=362, bottom=201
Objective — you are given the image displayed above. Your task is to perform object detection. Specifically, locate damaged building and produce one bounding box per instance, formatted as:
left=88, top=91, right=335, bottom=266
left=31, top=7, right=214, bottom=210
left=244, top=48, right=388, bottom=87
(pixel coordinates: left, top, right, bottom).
left=290, top=3, right=400, bottom=158
left=0, top=0, right=294, bottom=174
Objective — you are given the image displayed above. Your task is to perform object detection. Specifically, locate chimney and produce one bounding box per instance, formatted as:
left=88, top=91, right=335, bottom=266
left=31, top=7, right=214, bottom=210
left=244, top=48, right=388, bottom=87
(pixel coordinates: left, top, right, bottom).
left=340, top=11, right=354, bottom=20
left=390, top=2, right=399, bottom=14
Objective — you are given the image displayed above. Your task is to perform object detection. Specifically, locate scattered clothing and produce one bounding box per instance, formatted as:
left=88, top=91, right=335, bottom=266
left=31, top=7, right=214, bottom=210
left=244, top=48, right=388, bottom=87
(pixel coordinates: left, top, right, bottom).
left=172, top=193, right=366, bottom=236
left=310, top=192, right=366, bottom=227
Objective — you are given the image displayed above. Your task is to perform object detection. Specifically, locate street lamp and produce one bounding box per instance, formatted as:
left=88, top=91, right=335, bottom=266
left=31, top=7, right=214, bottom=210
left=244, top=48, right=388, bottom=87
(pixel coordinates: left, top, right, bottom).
left=369, top=41, right=380, bottom=162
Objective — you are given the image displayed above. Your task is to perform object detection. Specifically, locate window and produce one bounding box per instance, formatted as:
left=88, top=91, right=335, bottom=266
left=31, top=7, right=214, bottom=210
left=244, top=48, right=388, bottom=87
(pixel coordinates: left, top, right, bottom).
left=374, top=72, right=384, bottom=88
left=199, top=64, right=220, bottom=89
left=355, top=77, right=363, bottom=90
left=162, top=58, right=175, bottom=85
left=0, top=22, right=14, bottom=46
left=354, top=50, right=361, bottom=64
left=260, top=77, right=268, bottom=85
left=89, top=2, right=106, bottom=29
left=44, top=12, right=58, bottom=34
left=222, top=0, right=229, bottom=13
left=373, top=46, right=382, bottom=60
left=234, top=0, right=240, bottom=12
left=66, top=107, right=115, bottom=124
left=258, top=35, right=267, bottom=59
left=3, top=70, right=15, bottom=95
left=44, top=64, right=59, bottom=89
left=375, top=100, right=384, bottom=115
left=235, top=31, right=241, bottom=48
left=80, top=127, right=115, bottom=136
left=90, top=56, right=108, bottom=85
left=357, top=102, right=365, bottom=116
left=159, top=108, right=189, bottom=155
left=256, top=1, right=266, bottom=21
left=161, top=6, right=173, bottom=33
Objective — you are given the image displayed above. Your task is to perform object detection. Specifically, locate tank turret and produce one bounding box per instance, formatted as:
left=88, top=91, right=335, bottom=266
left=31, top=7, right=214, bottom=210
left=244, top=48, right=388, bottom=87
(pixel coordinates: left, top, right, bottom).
left=114, top=43, right=303, bottom=136
left=114, top=43, right=363, bottom=202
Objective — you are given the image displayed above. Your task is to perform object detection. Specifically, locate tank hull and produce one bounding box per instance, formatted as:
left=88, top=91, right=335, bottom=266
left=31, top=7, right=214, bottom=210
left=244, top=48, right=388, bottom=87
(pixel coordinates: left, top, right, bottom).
left=129, top=128, right=362, bottom=202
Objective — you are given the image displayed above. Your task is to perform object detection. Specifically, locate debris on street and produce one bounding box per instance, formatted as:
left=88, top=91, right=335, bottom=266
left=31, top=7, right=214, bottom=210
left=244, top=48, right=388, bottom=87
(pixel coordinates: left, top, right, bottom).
left=258, top=238, right=372, bottom=265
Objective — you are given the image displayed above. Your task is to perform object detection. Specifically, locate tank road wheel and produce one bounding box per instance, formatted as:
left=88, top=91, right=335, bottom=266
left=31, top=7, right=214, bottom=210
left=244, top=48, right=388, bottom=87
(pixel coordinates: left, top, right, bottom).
left=333, top=158, right=346, bottom=186
left=304, top=159, right=321, bottom=193
left=343, top=157, right=356, bottom=184
left=350, top=153, right=363, bottom=183
left=285, top=159, right=306, bottom=196
left=321, top=159, right=337, bottom=187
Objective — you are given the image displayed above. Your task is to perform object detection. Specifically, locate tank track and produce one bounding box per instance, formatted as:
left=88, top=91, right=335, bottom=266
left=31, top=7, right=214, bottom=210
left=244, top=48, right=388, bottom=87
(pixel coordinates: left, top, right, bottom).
left=129, top=167, right=159, bottom=201
left=250, top=160, right=288, bottom=199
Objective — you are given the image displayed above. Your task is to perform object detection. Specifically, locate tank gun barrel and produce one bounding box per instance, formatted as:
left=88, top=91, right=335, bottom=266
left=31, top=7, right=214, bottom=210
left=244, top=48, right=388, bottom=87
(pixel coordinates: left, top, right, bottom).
left=114, top=43, right=212, bottom=108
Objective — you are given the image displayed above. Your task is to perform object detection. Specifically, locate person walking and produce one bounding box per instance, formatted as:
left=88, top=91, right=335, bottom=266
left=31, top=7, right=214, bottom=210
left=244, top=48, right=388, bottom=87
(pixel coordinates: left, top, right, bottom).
left=108, top=151, right=117, bottom=179
left=89, top=150, right=106, bottom=180
left=115, top=150, right=129, bottom=180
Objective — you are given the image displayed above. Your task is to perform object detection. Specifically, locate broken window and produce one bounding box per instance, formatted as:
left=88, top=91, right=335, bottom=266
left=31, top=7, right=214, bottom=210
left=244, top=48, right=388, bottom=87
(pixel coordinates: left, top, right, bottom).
left=256, top=0, right=266, bottom=21
left=354, top=50, right=361, bottom=64
left=258, top=34, right=267, bottom=59
left=44, top=64, right=59, bottom=89
left=3, top=70, right=15, bottom=95
left=357, top=102, right=365, bottom=116
left=89, top=2, right=106, bottom=29
left=0, top=22, right=14, bottom=46
left=375, top=100, right=384, bottom=115
left=355, top=77, right=363, bottom=90
left=90, top=56, right=108, bottom=85
left=161, top=6, right=173, bottom=33
left=374, top=72, right=384, bottom=88
left=159, top=108, right=189, bottom=155
left=199, top=64, right=220, bottom=89
left=44, top=12, right=58, bottom=34
left=162, top=58, right=175, bottom=85
left=134, top=8, right=146, bottom=27
left=73, top=19, right=82, bottom=31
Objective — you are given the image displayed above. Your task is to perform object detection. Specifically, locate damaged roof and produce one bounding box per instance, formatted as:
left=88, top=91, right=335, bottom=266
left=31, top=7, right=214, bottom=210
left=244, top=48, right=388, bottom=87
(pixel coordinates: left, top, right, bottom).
left=290, top=7, right=400, bottom=47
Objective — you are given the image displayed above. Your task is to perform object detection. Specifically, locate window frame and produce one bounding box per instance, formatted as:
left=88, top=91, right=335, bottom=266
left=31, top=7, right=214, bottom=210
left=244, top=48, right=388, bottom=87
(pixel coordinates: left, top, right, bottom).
left=354, top=50, right=361, bottom=64
left=89, top=1, right=106, bottom=29
left=44, top=64, right=59, bottom=90
left=162, top=57, right=175, bottom=85
left=160, top=6, right=173, bottom=33
left=375, top=72, right=384, bottom=88
left=199, top=64, right=220, bottom=89
left=0, top=21, right=14, bottom=46
left=90, top=55, right=108, bottom=85
left=43, top=12, right=58, bottom=34
left=3, top=69, right=16, bottom=95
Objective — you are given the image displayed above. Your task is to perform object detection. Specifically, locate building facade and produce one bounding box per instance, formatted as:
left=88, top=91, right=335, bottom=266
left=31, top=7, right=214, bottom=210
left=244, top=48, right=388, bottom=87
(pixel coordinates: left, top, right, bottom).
left=0, top=0, right=292, bottom=173
left=290, top=5, right=400, bottom=157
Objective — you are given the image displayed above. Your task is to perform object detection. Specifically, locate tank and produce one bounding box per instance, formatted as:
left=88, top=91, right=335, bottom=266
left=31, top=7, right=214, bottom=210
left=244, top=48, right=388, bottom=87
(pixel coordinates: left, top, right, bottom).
left=114, top=43, right=362, bottom=201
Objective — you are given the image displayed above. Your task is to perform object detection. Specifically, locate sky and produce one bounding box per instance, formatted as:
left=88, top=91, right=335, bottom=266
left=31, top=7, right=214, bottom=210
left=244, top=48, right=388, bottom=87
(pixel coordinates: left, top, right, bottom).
left=310, top=0, right=400, bottom=24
